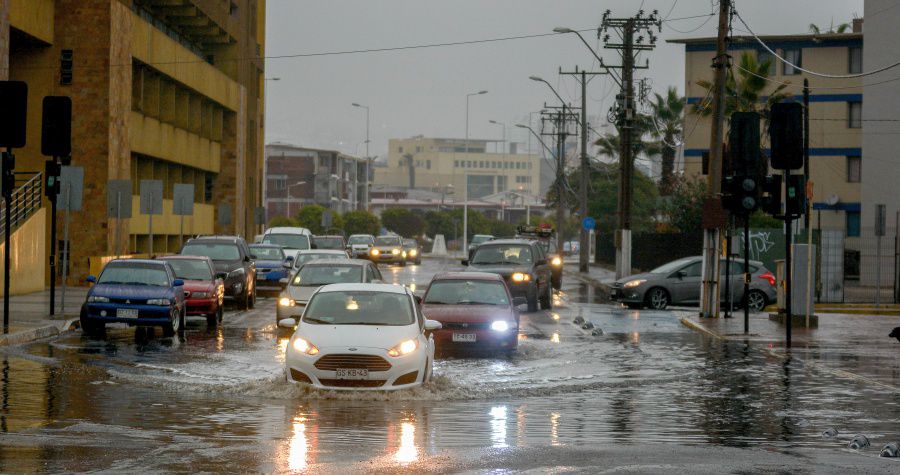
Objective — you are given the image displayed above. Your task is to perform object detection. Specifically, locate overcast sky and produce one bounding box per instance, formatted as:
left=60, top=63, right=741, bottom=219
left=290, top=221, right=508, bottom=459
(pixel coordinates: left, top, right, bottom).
left=264, top=0, right=864, bottom=159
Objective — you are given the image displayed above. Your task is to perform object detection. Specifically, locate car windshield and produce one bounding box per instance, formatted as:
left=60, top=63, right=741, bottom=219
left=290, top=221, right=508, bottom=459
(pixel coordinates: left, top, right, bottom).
left=303, top=291, right=414, bottom=326
left=292, top=265, right=362, bottom=286
left=650, top=258, right=698, bottom=274
left=98, top=263, right=170, bottom=286
left=348, top=236, right=372, bottom=245
left=181, top=242, right=241, bottom=261
left=471, top=245, right=533, bottom=265
left=262, top=234, right=310, bottom=250
left=403, top=239, right=417, bottom=248
left=162, top=259, right=212, bottom=281
left=472, top=235, right=492, bottom=244
left=313, top=237, right=344, bottom=249
left=294, top=253, right=347, bottom=267
left=250, top=246, right=284, bottom=260
left=374, top=236, right=401, bottom=246
left=424, top=280, right=509, bottom=306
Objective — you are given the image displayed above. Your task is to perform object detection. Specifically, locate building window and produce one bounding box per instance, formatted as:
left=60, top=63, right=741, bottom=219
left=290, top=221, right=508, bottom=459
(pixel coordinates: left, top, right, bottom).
left=426, top=160, right=431, bottom=170
left=479, top=161, right=485, bottom=168
left=782, top=48, right=802, bottom=75
left=758, top=50, right=776, bottom=76
left=416, top=146, right=422, bottom=153
left=848, top=101, right=862, bottom=128
left=398, top=146, right=404, bottom=153
left=846, top=211, right=861, bottom=237
left=454, top=160, right=459, bottom=167
left=847, top=156, right=861, bottom=182
left=849, top=46, right=862, bottom=74
left=272, top=177, right=286, bottom=191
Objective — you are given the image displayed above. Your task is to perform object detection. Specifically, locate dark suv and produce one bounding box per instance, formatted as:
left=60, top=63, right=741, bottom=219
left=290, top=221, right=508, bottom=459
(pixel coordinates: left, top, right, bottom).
left=462, top=239, right=553, bottom=312
left=180, top=236, right=257, bottom=309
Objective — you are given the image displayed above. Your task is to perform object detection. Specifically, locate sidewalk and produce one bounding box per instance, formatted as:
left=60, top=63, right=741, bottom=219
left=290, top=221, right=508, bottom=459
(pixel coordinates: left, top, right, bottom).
left=0, top=288, right=86, bottom=346
left=563, top=263, right=616, bottom=286
left=680, top=310, right=900, bottom=392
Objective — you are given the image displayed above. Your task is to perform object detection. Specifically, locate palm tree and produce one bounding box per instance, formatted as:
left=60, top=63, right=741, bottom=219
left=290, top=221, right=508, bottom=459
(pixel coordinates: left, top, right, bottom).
left=594, top=113, right=659, bottom=162
left=648, top=87, right=685, bottom=195
left=809, top=21, right=851, bottom=34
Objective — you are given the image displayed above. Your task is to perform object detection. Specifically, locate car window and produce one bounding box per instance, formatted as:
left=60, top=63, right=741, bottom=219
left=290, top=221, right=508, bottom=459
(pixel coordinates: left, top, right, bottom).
left=348, top=236, right=372, bottom=245
left=374, top=236, right=401, bottom=246
left=472, top=235, right=492, bottom=245
left=651, top=257, right=697, bottom=274
left=292, top=265, right=362, bottom=286
left=680, top=262, right=703, bottom=277
left=720, top=260, right=745, bottom=274
left=372, top=265, right=383, bottom=281
left=471, top=244, right=533, bottom=265
left=294, top=253, right=346, bottom=267
left=403, top=239, right=417, bottom=247
left=424, top=280, right=509, bottom=306
left=163, top=259, right=213, bottom=280
left=313, top=237, right=344, bottom=249
left=99, top=263, right=171, bottom=286
left=181, top=242, right=241, bottom=261
left=262, top=234, right=310, bottom=250
left=365, top=265, right=377, bottom=282
left=303, top=291, right=414, bottom=326
left=250, top=246, right=284, bottom=260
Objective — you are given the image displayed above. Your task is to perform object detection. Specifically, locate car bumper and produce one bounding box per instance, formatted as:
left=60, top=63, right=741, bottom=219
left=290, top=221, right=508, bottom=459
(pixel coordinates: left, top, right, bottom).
left=609, top=285, right=646, bottom=304
left=373, top=253, right=405, bottom=264
left=350, top=249, right=371, bottom=258
left=433, top=328, right=517, bottom=352
left=284, top=346, right=427, bottom=391
left=185, top=297, right=218, bottom=316
left=505, top=280, right=536, bottom=299
left=83, top=303, right=174, bottom=326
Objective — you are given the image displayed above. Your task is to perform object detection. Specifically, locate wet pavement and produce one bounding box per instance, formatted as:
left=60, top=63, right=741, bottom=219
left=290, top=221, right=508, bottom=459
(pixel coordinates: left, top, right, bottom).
left=0, top=258, right=898, bottom=473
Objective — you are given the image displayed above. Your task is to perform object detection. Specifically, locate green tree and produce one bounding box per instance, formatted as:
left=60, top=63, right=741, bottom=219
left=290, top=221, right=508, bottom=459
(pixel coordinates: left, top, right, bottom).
left=660, top=177, right=707, bottom=233
left=342, top=210, right=381, bottom=236
left=268, top=215, right=298, bottom=227
left=649, top=87, right=686, bottom=195
left=295, top=204, right=326, bottom=234
left=809, top=21, right=851, bottom=34
left=423, top=211, right=456, bottom=240
left=381, top=208, right=425, bottom=238
left=594, top=113, right=660, bottom=161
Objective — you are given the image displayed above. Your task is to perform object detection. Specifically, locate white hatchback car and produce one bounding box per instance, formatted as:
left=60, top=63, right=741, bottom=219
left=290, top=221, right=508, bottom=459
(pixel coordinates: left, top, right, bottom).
left=284, top=283, right=442, bottom=390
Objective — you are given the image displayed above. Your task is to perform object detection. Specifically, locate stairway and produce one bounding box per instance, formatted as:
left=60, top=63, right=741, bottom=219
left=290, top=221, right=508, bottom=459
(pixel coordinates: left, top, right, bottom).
left=0, top=172, right=43, bottom=239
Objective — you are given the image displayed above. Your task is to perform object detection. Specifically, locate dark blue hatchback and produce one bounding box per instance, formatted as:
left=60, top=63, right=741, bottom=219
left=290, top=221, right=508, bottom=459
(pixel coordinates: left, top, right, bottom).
left=80, top=259, right=186, bottom=336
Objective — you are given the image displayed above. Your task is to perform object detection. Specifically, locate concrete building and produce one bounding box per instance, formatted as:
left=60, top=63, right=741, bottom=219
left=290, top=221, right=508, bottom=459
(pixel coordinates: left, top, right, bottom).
left=374, top=136, right=543, bottom=199
left=264, top=143, right=368, bottom=219
left=0, top=0, right=265, bottom=286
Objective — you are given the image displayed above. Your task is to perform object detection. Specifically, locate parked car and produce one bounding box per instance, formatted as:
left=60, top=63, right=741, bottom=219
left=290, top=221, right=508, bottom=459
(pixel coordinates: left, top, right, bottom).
left=283, top=283, right=442, bottom=390
left=369, top=235, right=407, bottom=266
left=277, top=259, right=383, bottom=326
left=421, top=272, right=519, bottom=355
left=249, top=244, right=293, bottom=296
left=261, top=227, right=312, bottom=260
left=402, top=239, right=422, bottom=265
left=610, top=256, right=777, bottom=311
left=347, top=234, right=375, bottom=259
left=157, top=255, right=225, bottom=326
left=180, top=235, right=257, bottom=309
left=312, top=235, right=346, bottom=250
left=467, top=234, right=494, bottom=260
left=292, top=249, right=351, bottom=270
left=80, top=259, right=185, bottom=336
left=462, top=239, right=553, bottom=312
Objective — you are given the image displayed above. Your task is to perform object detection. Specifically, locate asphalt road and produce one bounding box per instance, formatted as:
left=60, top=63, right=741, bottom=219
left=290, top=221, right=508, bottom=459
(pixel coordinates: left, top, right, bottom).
left=0, top=258, right=897, bottom=473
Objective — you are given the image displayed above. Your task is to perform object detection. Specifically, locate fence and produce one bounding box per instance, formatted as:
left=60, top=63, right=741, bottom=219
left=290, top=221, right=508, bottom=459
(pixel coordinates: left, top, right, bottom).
left=595, top=231, right=703, bottom=272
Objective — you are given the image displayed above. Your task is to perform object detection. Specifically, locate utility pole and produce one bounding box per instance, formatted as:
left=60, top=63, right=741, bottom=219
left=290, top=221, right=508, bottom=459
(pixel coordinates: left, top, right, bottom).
left=699, top=0, right=731, bottom=318
left=598, top=10, right=660, bottom=279
left=540, top=106, right=579, bottom=252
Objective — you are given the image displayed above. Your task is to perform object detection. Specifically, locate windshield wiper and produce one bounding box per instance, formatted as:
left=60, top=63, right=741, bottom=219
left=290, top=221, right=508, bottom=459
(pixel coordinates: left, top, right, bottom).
left=457, top=301, right=502, bottom=306
left=424, top=301, right=449, bottom=305
left=471, top=261, right=504, bottom=265
left=302, top=317, right=331, bottom=324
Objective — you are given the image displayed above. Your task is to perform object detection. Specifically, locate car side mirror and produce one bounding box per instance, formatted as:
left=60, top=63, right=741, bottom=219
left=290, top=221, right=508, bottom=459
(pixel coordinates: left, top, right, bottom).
left=461, top=259, right=469, bottom=266
left=424, top=319, right=442, bottom=331
left=86, top=275, right=97, bottom=284
left=282, top=259, right=293, bottom=269
left=674, top=271, right=685, bottom=280
left=216, top=272, right=228, bottom=280
left=173, top=279, right=185, bottom=287
left=413, top=294, right=423, bottom=305
left=513, top=296, right=527, bottom=307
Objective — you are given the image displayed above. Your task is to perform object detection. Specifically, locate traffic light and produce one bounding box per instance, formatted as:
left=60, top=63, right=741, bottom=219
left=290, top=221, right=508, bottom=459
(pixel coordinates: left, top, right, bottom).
left=770, top=103, right=803, bottom=170
left=785, top=174, right=806, bottom=217
left=761, top=174, right=782, bottom=216
left=45, top=160, right=61, bottom=198
left=722, top=175, right=759, bottom=216
left=729, top=112, right=762, bottom=177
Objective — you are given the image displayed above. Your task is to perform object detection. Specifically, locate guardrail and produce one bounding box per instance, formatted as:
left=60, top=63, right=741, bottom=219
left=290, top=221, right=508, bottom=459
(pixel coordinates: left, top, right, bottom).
left=0, top=172, right=44, bottom=239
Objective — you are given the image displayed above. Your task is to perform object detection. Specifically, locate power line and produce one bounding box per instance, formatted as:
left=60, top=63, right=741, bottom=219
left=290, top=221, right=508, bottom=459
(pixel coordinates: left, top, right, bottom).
left=663, top=13, right=715, bottom=34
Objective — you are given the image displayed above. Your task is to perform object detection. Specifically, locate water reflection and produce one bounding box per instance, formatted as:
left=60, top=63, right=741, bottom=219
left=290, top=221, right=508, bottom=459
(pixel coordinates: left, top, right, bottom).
left=550, top=332, right=561, bottom=343
left=394, top=421, right=418, bottom=463
left=550, top=412, right=561, bottom=446
left=490, top=405, right=508, bottom=448
left=288, top=417, right=309, bottom=471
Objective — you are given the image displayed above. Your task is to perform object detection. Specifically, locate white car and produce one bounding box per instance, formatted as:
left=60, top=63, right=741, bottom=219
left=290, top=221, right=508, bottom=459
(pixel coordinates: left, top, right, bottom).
left=292, top=249, right=350, bottom=270
left=261, top=227, right=312, bottom=260
left=284, top=283, right=442, bottom=390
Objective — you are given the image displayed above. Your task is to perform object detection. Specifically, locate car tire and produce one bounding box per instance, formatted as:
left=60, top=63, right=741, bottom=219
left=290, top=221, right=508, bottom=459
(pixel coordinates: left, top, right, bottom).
left=416, top=259, right=421, bottom=265
left=163, top=309, right=179, bottom=337
left=424, top=357, right=433, bottom=383
left=248, top=284, right=256, bottom=309
left=644, top=287, right=670, bottom=310
left=399, top=260, right=406, bottom=267
left=79, top=308, right=103, bottom=335
left=206, top=308, right=219, bottom=327
left=745, top=289, right=768, bottom=312
left=552, top=274, right=561, bottom=291
left=527, top=286, right=539, bottom=313
left=539, top=282, right=553, bottom=310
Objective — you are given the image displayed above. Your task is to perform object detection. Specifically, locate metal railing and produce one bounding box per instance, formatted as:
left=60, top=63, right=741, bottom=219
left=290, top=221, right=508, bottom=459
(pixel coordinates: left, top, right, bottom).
left=0, top=172, right=43, bottom=239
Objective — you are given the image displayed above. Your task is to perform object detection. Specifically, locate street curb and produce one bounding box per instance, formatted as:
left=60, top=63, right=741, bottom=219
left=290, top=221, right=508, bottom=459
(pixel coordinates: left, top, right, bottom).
left=0, top=325, right=60, bottom=346
left=678, top=317, right=725, bottom=340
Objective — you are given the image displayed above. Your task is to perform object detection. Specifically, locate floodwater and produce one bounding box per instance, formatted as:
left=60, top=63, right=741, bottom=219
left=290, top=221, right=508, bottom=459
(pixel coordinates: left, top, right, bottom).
left=0, top=259, right=898, bottom=473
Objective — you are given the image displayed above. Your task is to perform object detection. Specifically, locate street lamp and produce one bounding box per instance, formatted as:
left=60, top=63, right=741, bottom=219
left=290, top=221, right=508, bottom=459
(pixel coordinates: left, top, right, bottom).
left=552, top=27, right=622, bottom=86
left=352, top=102, right=370, bottom=210
left=463, top=90, right=488, bottom=254
left=529, top=76, right=567, bottom=105
left=515, top=124, right=555, bottom=157
left=265, top=77, right=281, bottom=81
left=286, top=181, right=306, bottom=217
left=488, top=120, right=506, bottom=154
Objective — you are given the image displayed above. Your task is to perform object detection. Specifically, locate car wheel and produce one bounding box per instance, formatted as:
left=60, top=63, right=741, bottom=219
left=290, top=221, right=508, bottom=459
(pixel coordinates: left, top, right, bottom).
left=552, top=274, right=561, bottom=291
left=527, top=287, right=539, bottom=313
left=248, top=285, right=256, bottom=309
left=539, top=282, right=552, bottom=310
left=416, top=259, right=421, bottom=265
left=399, top=260, right=406, bottom=267
left=206, top=308, right=218, bottom=327
left=644, top=287, right=670, bottom=310
left=424, top=357, right=433, bottom=383
left=746, top=290, right=767, bottom=312
left=163, top=309, right=179, bottom=337
left=216, top=305, right=224, bottom=324
left=79, top=308, right=103, bottom=335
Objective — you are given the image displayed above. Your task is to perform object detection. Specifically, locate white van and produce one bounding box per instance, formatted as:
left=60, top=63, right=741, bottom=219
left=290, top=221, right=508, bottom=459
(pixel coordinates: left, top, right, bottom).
left=261, top=227, right=313, bottom=260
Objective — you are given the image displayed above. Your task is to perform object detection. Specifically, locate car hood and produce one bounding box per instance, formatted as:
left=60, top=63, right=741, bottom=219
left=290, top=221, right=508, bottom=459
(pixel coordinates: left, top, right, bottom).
left=466, top=264, right=531, bottom=277
left=350, top=244, right=371, bottom=249
left=422, top=304, right=514, bottom=323
left=254, top=259, right=284, bottom=269
left=89, top=284, right=172, bottom=299
left=614, top=273, right=656, bottom=285
left=373, top=245, right=401, bottom=252
left=285, top=285, right=321, bottom=303
left=183, top=280, right=214, bottom=293
left=297, top=323, right=417, bottom=350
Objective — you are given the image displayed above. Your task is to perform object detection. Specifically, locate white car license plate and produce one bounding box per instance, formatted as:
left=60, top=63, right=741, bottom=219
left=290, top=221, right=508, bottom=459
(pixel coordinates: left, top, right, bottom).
left=335, top=368, right=369, bottom=379
left=117, top=308, right=139, bottom=319
left=452, top=333, right=477, bottom=343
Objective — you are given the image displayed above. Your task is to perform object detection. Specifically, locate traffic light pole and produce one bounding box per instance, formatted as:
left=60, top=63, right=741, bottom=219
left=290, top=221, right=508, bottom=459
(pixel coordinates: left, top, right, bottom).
left=744, top=215, right=751, bottom=334
left=3, top=148, right=12, bottom=334
left=49, top=162, right=58, bottom=316
left=784, top=170, right=793, bottom=348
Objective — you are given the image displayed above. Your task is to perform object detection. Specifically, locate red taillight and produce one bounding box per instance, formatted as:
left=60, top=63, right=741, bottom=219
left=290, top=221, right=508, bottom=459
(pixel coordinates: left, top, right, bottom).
left=760, top=272, right=776, bottom=287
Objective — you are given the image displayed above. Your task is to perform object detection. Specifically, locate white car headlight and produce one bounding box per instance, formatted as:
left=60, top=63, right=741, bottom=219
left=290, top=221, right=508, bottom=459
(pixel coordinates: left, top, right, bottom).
left=409, top=249, right=418, bottom=256
left=511, top=272, right=531, bottom=282
left=279, top=297, right=295, bottom=307
left=370, top=248, right=380, bottom=256
left=490, top=320, right=510, bottom=332
left=551, top=256, right=562, bottom=266
left=623, top=279, right=646, bottom=289
left=391, top=248, right=401, bottom=255
left=87, top=296, right=109, bottom=303
left=291, top=337, right=319, bottom=355
left=387, top=339, right=418, bottom=357
left=147, top=298, right=171, bottom=306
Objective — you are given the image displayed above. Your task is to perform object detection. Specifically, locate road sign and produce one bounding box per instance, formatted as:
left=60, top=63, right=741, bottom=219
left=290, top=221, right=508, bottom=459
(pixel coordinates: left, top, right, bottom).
left=322, top=209, right=333, bottom=228
left=58, top=166, right=83, bottom=211
left=218, top=204, right=232, bottom=226
left=172, top=184, right=194, bottom=216
left=139, top=180, right=163, bottom=215
left=582, top=217, right=596, bottom=231
left=106, top=180, right=133, bottom=219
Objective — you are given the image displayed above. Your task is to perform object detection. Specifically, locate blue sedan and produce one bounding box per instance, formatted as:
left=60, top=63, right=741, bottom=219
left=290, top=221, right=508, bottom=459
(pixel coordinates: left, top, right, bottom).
left=249, top=244, right=293, bottom=295
left=80, top=259, right=186, bottom=336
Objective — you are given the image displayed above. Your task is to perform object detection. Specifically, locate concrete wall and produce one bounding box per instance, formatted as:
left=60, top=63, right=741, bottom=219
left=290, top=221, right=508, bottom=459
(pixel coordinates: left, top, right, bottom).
left=0, top=208, right=47, bottom=297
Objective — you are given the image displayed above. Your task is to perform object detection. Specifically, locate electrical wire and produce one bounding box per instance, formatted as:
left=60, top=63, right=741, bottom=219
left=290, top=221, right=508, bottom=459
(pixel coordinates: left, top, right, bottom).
left=664, top=12, right=715, bottom=34
left=663, top=0, right=680, bottom=21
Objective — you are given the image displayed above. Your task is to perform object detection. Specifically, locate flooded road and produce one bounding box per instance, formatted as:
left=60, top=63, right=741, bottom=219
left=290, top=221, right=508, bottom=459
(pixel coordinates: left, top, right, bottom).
left=1, top=258, right=898, bottom=473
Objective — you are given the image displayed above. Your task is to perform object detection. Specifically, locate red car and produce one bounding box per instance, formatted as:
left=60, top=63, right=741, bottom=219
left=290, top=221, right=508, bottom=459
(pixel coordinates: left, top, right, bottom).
left=158, top=255, right=225, bottom=326
left=421, top=272, right=519, bottom=355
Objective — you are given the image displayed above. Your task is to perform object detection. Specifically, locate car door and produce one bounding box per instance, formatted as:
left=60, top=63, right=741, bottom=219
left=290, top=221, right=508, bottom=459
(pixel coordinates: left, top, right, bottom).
left=667, top=260, right=703, bottom=304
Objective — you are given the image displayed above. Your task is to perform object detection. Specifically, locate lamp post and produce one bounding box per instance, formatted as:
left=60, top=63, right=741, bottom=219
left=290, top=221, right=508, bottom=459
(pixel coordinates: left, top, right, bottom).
left=489, top=120, right=506, bottom=154
left=352, top=102, right=370, bottom=210
left=463, top=90, right=488, bottom=254
left=286, top=181, right=306, bottom=217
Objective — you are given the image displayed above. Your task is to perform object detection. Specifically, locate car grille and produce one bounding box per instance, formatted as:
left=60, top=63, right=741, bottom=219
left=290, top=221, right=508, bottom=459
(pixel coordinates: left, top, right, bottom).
left=314, top=354, right=392, bottom=372
left=109, top=298, right=147, bottom=305
left=318, top=379, right=386, bottom=388
left=259, top=268, right=272, bottom=273
left=441, top=322, right=491, bottom=330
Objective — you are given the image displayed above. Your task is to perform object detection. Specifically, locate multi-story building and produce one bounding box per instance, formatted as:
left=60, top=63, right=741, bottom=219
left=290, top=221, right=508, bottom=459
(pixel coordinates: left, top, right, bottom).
left=264, top=143, right=368, bottom=219
left=374, top=136, right=543, bottom=199
left=1, top=0, right=266, bottom=285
